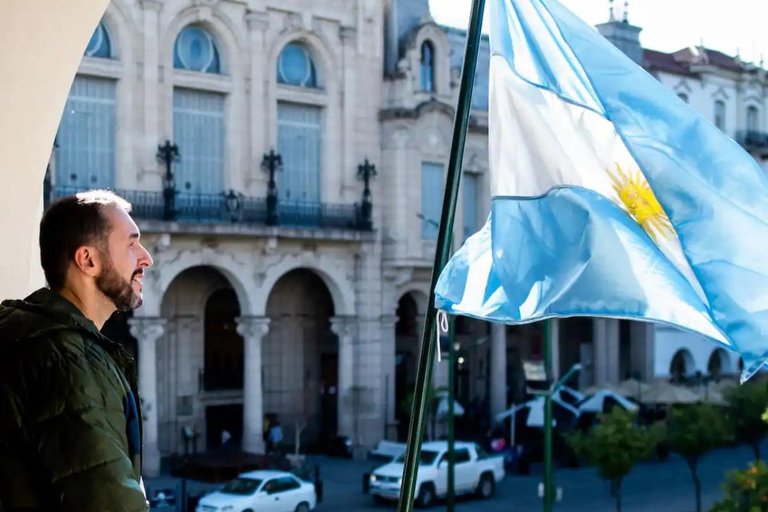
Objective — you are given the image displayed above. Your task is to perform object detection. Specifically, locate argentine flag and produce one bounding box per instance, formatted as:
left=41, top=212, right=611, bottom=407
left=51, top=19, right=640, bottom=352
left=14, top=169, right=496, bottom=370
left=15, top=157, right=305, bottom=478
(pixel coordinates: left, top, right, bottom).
left=435, top=0, right=768, bottom=381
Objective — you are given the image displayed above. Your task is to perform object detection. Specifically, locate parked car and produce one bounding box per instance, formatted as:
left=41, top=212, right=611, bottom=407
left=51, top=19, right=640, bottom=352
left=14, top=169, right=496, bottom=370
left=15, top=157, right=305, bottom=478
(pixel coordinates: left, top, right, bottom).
left=195, top=470, right=316, bottom=512
left=368, top=441, right=505, bottom=508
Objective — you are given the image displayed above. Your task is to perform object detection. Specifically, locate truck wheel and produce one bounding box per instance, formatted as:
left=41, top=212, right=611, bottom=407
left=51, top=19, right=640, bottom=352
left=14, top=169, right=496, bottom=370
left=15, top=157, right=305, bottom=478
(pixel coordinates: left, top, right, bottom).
left=416, top=483, right=436, bottom=508
left=476, top=473, right=495, bottom=499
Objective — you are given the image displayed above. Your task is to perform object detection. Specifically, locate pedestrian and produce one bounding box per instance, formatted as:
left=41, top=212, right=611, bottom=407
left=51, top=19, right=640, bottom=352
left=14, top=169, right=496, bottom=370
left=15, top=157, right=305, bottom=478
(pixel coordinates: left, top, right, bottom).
left=268, top=419, right=284, bottom=455
left=0, top=190, right=153, bottom=512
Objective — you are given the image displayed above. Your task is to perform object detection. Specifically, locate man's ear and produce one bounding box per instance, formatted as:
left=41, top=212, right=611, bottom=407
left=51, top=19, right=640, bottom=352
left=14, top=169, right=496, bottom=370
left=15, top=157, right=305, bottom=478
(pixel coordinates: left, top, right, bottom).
left=72, top=245, right=102, bottom=278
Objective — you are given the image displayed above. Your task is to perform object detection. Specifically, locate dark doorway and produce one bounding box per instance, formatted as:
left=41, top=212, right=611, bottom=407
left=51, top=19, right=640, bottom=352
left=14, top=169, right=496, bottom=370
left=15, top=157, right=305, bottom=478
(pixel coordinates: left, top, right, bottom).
left=395, top=293, right=420, bottom=441
left=206, top=404, right=243, bottom=451
left=264, top=269, right=336, bottom=448
left=204, top=288, right=244, bottom=391
left=320, top=353, right=339, bottom=441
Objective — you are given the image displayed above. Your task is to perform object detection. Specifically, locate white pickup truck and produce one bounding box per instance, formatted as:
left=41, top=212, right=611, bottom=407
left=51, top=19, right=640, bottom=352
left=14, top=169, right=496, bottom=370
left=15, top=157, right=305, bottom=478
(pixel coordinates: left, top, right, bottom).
left=368, top=441, right=505, bottom=508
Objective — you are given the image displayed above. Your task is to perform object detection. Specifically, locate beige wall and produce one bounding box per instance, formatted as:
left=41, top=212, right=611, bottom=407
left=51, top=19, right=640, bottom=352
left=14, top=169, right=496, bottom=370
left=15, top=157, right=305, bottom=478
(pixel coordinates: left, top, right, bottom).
left=0, top=0, right=109, bottom=300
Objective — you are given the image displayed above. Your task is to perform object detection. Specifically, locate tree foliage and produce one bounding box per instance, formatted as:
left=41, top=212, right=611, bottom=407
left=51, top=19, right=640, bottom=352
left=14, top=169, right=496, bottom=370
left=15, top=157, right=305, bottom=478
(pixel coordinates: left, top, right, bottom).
left=709, top=461, right=768, bottom=512
left=568, top=408, right=662, bottom=512
left=666, top=404, right=733, bottom=512
left=725, top=380, right=768, bottom=461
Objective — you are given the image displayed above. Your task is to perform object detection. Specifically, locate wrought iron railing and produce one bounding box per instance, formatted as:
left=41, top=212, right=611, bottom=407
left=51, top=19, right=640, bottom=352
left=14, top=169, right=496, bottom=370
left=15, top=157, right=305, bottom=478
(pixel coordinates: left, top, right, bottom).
left=47, top=186, right=368, bottom=231
left=737, top=130, right=768, bottom=149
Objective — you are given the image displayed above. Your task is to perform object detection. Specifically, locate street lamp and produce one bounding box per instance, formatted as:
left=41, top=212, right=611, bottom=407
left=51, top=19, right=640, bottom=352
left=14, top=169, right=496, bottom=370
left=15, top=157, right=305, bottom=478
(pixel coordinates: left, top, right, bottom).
left=357, top=158, right=377, bottom=230
left=223, top=189, right=244, bottom=223
left=157, top=140, right=180, bottom=221
left=261, top=150, right=282, bottom=226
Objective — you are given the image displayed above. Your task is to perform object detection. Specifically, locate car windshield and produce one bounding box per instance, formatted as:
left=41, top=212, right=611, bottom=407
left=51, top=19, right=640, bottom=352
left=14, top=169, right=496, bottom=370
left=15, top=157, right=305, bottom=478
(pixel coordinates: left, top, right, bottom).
left=394, top=450, right=439, bottom=465
left=220, top=478, right=263, bottom=495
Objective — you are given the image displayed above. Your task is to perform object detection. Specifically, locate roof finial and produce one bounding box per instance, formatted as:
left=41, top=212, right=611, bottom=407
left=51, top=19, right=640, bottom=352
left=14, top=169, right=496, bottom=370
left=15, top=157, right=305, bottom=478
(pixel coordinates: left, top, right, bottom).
left=623, top=0, right=629, bottom=23
left=609, top=0, right=615, bottom=22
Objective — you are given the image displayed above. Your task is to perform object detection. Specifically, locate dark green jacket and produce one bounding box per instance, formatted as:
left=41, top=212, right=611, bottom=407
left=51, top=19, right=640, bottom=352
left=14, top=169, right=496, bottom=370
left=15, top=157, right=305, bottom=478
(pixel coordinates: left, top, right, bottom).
left=0, top=289, right=148, bottom=512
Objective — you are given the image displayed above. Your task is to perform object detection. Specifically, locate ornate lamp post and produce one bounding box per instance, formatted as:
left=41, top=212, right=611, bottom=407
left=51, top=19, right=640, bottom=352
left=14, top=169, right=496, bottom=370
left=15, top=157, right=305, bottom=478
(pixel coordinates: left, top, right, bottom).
left=261, top=149, right=282, bottom=226
left=357, top=158, right=377, bottom=230
left=156, top=140, right=180, bottom=221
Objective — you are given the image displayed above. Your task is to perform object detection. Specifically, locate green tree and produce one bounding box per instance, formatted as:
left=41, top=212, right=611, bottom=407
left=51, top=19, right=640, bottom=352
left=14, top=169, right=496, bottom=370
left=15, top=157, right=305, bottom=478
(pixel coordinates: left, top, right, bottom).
left=725, top=380, right=768, bottom=461
left=666, top=404, right=733, bottom=512
left=568, top=408, right=662, bottom=512
left=709, top=461, right=768, bottom=512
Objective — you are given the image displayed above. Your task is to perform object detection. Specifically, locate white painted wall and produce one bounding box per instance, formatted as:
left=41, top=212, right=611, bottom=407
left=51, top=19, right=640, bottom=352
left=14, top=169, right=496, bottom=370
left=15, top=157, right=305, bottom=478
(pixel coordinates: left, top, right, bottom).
left=0, top=0, right=109, bottom=301
left=653, top=326, right=741, bottom=378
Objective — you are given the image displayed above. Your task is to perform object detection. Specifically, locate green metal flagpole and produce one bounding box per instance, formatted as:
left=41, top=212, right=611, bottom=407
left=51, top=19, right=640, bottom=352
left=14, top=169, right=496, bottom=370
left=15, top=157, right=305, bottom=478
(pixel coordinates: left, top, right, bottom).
left=447, top=315, right=456, bottom=512
left=543, top=320, right=554, bottom=512
left=395, top=0, right=486, bottom=510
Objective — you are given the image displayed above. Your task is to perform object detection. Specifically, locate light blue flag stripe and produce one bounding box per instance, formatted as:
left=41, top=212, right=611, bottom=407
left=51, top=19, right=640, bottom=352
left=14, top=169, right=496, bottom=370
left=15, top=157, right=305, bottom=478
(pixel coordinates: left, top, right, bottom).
left=436, top=0, right=768, bottom=380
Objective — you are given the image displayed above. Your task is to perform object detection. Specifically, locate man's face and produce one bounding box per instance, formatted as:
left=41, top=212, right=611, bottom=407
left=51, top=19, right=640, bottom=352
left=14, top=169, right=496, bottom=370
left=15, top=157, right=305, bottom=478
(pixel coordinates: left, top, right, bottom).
left=95, top=206, right=153, bottom=312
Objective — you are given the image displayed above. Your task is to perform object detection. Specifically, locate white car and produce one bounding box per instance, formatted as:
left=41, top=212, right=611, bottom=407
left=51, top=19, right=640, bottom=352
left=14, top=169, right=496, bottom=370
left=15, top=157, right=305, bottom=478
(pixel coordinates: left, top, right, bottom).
left=195, top=470, right=316, bottom=512
left=369, top=441, right=505, bottom=508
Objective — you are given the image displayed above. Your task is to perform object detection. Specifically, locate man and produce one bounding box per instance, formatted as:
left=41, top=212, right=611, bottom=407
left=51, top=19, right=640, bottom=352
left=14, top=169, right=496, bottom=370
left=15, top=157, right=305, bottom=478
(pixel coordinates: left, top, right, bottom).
left=0, top=190, right=153, bottom=512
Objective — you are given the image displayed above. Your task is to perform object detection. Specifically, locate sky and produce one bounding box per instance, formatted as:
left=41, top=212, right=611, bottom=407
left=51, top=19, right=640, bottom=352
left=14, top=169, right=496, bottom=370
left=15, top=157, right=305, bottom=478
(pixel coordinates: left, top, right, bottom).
left=430, top=0, right=768, bottom=62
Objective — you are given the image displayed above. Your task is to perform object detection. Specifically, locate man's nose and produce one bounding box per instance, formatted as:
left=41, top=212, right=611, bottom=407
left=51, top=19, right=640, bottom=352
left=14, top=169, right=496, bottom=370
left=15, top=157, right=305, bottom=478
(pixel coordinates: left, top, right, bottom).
left=138, top=244, right=154, bottom=268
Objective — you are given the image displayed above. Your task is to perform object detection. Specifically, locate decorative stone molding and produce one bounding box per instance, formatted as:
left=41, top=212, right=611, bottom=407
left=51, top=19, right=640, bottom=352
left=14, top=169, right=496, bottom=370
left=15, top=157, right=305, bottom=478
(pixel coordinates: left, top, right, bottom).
left=330, top=316, right=357, bottom=343
left=129, top=317, right=167, bottom=343
left=138, top=0, right=162, bottom=11
left=235, top=316, right=270, bottom=340
left=245, top=10, right=269, bottom=32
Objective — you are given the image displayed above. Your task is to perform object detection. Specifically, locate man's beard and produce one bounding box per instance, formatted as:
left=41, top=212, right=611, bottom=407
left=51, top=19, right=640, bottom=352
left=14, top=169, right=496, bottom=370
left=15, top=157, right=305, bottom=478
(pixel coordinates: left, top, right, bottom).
left=96, top=253, right=142, bottom=312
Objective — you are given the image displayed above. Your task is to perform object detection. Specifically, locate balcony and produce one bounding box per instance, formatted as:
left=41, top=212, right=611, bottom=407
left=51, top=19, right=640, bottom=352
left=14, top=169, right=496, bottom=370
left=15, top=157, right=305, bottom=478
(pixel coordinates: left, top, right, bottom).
left=737, top=131, right=768, bottom=154
left=46, top=186, right=371, bottom=233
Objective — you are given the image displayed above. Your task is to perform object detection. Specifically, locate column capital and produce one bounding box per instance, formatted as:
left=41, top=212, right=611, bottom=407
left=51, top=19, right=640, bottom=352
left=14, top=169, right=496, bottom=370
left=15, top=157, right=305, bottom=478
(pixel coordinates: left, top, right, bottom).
left=236, top=316, right=270, bottom=340
left=330, top=316, right=357, bottom=341
left=128, top=317, right=166, bottom=343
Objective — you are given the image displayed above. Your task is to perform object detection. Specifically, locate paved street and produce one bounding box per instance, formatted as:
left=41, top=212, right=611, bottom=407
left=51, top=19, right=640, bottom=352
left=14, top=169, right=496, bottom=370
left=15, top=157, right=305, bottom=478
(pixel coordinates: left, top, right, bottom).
left=313, top=442, right=760, bottom=512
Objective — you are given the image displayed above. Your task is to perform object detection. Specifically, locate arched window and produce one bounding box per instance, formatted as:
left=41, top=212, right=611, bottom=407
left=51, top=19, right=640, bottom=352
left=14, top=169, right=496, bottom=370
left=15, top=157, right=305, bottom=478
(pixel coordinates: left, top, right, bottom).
left=174, top=26, right=222, bottom=74
left=420, top=41, right=435, bottom=92
left=85, top=21, right=112, bottom=59
left=747, top=105, right=760, bottom=132
left=670, top=349, right=694, bottom=383
left=714, top=100, right=726, bottom=131
left=277, top=43, right=318, bottom=88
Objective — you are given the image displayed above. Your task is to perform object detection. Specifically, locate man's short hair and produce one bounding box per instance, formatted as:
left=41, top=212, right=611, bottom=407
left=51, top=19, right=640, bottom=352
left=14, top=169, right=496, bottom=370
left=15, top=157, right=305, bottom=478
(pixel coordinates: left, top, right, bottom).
left=40, top=190, right=132, bottom=290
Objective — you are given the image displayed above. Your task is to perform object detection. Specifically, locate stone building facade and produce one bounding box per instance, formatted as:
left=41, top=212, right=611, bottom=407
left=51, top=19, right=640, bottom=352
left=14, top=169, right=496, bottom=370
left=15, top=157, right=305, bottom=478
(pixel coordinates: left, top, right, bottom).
left=48, top=0, right=755, bottom=475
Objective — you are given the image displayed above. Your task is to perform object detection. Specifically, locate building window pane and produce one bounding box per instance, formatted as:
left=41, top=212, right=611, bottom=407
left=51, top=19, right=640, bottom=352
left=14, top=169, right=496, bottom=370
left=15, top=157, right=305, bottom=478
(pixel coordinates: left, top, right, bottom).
left=56, top=76, right=116, bottom=189
left=277, top=44, right=318, bottom=88
left=277, top=102, right=322, bottom=203
left=85, top=22, right=112, bottom=59
left=747, top=106, right=759, bottom=132
left=714, top=100, right=726, bottom=131
left=420, top=42, right=435, bottom=92
left=463, top=173, right=480, bottom=241
left=173, top=88, right=226, bottom=194
left=174, top=26, right=222, bottom=74
left=421, top=162, right=444, bottom=240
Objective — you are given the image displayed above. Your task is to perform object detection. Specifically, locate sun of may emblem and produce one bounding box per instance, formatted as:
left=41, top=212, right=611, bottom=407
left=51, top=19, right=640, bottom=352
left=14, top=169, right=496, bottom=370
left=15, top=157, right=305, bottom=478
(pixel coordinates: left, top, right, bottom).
left=608, top=163, right=675, bottom=243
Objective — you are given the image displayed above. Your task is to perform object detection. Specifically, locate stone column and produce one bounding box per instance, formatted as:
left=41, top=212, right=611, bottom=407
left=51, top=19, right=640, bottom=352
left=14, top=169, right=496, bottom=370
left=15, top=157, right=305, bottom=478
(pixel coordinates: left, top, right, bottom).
left=129, top=317, right=166, bottom=477
left=550, top=319, right=561, bottom=381
left=381, top=314, right=398, bottom=440
left=593, top=319, right=621, bottom=386
left=490, top=323, right=507, bottom=420
left=236, top=317, right=270, bottom=454
left=331, top=317, right=356, bottom=438
left=630, top=321, right=655, bottom=380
